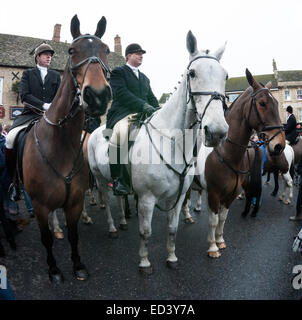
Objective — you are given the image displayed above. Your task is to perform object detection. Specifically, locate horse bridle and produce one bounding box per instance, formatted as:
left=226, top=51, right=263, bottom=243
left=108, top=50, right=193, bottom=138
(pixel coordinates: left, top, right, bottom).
left=43, top=34, right=111, bottom=128
left=247, top=87, right=283, bottom=144
left=186, top=55, right=227, bottom=129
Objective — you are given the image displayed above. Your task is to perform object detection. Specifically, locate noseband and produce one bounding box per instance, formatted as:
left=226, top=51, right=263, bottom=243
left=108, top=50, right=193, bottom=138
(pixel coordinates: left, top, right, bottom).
left=186, top=55, right=227, bottom=128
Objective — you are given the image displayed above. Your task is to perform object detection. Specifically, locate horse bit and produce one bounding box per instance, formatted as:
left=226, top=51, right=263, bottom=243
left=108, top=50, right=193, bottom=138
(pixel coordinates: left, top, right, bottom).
left=34, top=34, right=111, bottom=207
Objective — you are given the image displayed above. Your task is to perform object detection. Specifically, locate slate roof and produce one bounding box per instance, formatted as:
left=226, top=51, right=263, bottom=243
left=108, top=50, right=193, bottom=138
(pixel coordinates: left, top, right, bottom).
left=0, top=33, right=125, bottom=72
left=226, top=70, right=302, bottom=93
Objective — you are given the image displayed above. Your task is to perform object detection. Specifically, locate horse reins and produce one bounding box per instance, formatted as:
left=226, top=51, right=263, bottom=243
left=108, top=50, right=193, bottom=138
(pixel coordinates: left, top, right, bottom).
left=35, top=34, right=110, bottom=208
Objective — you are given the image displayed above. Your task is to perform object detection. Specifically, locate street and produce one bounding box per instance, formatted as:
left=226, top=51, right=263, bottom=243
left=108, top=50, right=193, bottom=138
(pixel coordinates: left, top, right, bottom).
left=1, top=179, right=302, bottom=300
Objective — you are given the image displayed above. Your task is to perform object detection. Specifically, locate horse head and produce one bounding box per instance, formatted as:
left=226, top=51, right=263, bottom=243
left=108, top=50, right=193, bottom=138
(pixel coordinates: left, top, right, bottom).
left=69, top=14, right=112, bottom=117
left=245, top=69, right=285, bottom=155
left=186, top=31, right=229, bottom=147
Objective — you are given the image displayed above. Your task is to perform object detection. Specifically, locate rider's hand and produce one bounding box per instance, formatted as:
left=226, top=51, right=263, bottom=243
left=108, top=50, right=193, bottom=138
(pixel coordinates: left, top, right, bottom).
left=142, top=103, right=156, bottom=116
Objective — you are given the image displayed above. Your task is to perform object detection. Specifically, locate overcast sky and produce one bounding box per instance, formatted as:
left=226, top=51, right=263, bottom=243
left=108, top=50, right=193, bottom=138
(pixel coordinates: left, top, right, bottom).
left=1, top=0, right=301, bottom=98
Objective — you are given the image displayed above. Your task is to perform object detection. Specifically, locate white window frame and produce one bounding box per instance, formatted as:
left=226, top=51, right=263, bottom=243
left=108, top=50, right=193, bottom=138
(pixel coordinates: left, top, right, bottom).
left=284, top=89, right=291, bottom=101
left=298, top=109, right=302, bottom=122
left=0, top=77, right=3, bottom=105
left=228, top=93, right=239, bottom=103
left=297, top=89, right=302, bottom=100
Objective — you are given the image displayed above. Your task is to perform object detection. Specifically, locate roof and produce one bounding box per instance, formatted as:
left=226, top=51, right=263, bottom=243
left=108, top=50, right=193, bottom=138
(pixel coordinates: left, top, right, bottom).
left=277, top=70, right=302, bottom=82
left=226, top=74, right=277, bottom=93
left=0, top=33, right=125, bottom=72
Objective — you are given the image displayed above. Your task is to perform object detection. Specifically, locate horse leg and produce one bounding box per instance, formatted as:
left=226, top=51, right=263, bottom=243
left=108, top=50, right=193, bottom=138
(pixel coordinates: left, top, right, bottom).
left=98, top=190, right=106, bottom=209
left=194, top=190, right=203, bottom=212
left=241, top=195, right=252, bottom=217
left=215, top=207, right=229, bottom=250
left=88, top=188, right=97, bottom=206
left=251, top=193, right=261, bottom=217
left=271, top=170, right=279, bottom=197
left=166, top=197, right=185, bottom=268
left=65, top=204, right=88, bottom=281
left=81, top=202, right=93, bottom=224
left=35, top=204, right=64, bottom=283
left=182, top=189, right=194, bottom=224
left=283, top=174, right=293, bottom=205
left=50, top=210, right=64, bottom=240
left=207, top=211, right=220, bottom=258
left=138, top=195, right=155, bottom=275
left=117, top=195, right=128, bottom=230
left=278, top=175, right=286, bottom=202
left=124, top=195, right=132, bottom=219
left=265, top=171, right=270, bottom=185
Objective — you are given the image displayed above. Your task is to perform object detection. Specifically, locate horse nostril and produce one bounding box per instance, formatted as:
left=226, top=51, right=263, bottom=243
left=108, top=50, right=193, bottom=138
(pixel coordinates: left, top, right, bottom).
left=274, top=144, right=283, bottom=155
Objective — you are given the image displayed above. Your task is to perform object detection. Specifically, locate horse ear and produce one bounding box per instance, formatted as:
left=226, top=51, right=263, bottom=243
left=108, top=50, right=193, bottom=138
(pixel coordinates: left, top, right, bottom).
left=95, top=16, right=107, bottom=39
left=71, top=14, right=81, bottom=39
left=265, top=81, right=273, bottom=89
left=186, top=30, right=198, bottom=55
left=213, top=41, right=227, bottom=61
left=246, top=68, right=259, bottom=91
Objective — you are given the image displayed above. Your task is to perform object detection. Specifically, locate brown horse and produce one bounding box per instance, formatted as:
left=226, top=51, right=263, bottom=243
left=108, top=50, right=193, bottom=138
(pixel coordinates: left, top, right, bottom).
left=202, top=69, right=285, bottom=258
left=22, top=15, right=111, bottom=283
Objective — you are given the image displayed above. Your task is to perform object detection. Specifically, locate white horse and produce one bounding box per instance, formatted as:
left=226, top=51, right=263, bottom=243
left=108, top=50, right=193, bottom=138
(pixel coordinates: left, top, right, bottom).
left=277, top=143, right=294, bottom=204
left=88, top=31, right=229, bottom=273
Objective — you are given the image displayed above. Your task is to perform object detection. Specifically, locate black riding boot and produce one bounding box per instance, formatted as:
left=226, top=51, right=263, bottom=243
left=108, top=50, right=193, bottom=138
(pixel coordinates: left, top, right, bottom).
left=5, top=148, right=21, bottom=202
left=109, top=144, right=130, bottom=196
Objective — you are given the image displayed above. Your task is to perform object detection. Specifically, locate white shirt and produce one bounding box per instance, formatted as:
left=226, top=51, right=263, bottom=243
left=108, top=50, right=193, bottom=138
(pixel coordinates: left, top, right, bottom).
left=126, top=63, right=139, bottom=78
left=37, top=64, right=48, bottom=83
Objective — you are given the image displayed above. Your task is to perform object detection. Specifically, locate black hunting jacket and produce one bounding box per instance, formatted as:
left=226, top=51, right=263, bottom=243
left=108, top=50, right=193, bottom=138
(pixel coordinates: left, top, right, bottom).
left=11, top=66, right=61, bottom=129
left=285, top=113, right=298, bottom=144
left=106, top=65, right=159, bottom=130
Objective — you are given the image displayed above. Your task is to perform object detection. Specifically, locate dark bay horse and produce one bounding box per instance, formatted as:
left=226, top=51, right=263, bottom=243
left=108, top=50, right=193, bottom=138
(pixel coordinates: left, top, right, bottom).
left=196, top=69, right=285, bottom=258
left=22, top=15, right=111, bottom=283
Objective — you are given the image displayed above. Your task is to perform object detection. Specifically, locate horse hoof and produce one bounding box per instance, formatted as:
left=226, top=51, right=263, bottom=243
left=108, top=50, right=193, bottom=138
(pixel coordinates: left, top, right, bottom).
left=194, top=208, right=201, bottom=213
left=166, top=260, right=178, bottom=269
left=54, top=232, right=64, bottom=240
left=284, top=200, right=290, bottom=205
left=108, top=231, right=119, bottom=239
left=217, top=242, right=226, bottom=250
left=271, top=192, right=277, bottom=197
left=119, top=224, right=128, bottom=231
left=139, top=266, right=153, bottom=275
left=289, top=215, right=302, bottom=221
left=208, top=251, right=221, bottom=258
left=184, top=217, right=195, bottom=224
left=89, top=201, right=97, bottom=206
left=49, top=270, right=64, bottom=284
left=82, top=217, right=93, bottom=224
left=73, top=268, right=89, bottom=281
left=99, top=204, right=106, bottom=209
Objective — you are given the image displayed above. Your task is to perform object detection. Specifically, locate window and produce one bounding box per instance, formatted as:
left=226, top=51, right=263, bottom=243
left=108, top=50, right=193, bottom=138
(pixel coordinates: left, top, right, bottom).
left=297, top=89, right=302, bottom=100
left=298, top=109, right=302, bottom=122
left=0, top=78, right=3, bottom=105
left=228, top=94, right=239, bottom=103
left=284, top=89, right=291, bottom=101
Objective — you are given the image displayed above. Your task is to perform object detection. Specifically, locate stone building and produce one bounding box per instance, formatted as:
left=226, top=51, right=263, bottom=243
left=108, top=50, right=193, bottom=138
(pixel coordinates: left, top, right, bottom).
left=225, top=59, right=302, bottom=124
left=0, top=24, right=125, bottom=125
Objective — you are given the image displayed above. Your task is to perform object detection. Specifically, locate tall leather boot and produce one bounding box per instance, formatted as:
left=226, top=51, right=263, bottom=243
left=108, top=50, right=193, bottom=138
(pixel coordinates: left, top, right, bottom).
left=5, top=148, right=21, bottom=201
left=109, top=144, right=130, bottom=196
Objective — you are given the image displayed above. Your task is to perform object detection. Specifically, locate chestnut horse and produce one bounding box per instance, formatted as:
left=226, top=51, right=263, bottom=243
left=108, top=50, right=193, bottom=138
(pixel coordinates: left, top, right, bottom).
left=22, top=15, right=111, bottom=283
left=194, top=69, right=285, bottom=258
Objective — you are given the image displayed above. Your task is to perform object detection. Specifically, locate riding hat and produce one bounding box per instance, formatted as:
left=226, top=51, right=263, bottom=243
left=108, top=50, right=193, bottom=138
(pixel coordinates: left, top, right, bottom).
left=34, top=43, right=55, bottom=62
left=125, top=43, right=146, bottom=57
left=286, top=105, right=293, bottom=113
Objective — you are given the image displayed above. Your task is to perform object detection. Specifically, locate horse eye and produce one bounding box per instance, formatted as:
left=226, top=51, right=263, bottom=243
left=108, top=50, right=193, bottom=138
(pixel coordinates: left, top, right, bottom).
left=106, top=48, right=110, bottom=55
left=68, top=48, right=75, bottom=55
left=189, top=69, right=196, bottom=78
left=259, top=101, right=266, bottom=107
left=226, top=74, right=229, bottom=81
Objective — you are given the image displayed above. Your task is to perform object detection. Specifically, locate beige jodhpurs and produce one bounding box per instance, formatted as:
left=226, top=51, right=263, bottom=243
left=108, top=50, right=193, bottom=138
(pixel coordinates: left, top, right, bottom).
left=110, top=114, right=136, bottom=146
left=5, top=121, right=31, bottom=149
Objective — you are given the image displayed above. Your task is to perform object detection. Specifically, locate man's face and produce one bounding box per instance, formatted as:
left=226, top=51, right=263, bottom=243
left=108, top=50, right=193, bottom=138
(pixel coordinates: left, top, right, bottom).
left=37, top=51, right=52, bottom=67
left=127, top=52, right=143, bottom=67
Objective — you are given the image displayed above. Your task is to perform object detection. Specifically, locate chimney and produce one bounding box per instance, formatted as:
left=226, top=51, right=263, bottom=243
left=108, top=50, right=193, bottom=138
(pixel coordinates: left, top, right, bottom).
left=114, top=34, right=122, bottom=55
left=52, top=24, right=61, bottom=42
left=272, top=58, right=278, bottom=80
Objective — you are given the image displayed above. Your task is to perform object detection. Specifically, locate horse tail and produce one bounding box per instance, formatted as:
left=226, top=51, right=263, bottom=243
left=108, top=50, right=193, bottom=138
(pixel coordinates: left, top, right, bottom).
left=247, top=146, right=263, bottom=198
